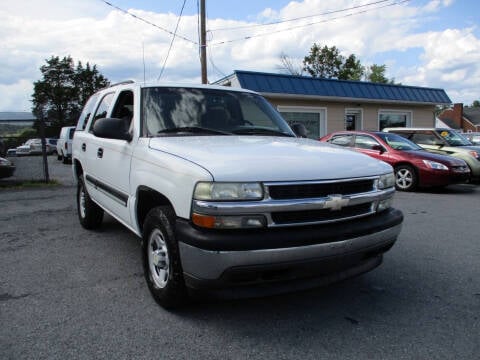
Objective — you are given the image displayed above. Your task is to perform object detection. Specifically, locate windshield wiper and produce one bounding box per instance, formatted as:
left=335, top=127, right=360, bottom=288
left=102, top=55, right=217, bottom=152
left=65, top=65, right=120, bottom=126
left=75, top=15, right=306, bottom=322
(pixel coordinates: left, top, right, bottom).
left=231, top=127, right=294, bottom=137
left=157, top=126, right=231, bottom=136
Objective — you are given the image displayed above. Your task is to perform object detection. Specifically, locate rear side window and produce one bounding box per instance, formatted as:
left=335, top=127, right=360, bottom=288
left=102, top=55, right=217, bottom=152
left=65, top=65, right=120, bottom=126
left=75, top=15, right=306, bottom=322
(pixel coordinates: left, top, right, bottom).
left=329, top=134, right=353, bottom=147
left=411, top=132, right=441, bottom=145
left=77, top=94, right=100, bottom=131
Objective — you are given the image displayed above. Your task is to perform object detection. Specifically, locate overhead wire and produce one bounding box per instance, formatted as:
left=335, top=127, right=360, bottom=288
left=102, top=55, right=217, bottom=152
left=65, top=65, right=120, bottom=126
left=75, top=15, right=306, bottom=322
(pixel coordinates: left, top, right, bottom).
left=210, top=0, right=410, bottom=46
left=100, top=0, right=197, bottom=45
left=158, top=0, right=188, bottom=80
left=210, top=0, right=392, bottom=32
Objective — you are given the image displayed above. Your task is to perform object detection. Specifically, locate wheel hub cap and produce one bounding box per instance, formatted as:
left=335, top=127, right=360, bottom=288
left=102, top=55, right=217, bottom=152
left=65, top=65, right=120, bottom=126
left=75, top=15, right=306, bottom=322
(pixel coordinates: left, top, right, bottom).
left=148, top=229, right=170, bottom=289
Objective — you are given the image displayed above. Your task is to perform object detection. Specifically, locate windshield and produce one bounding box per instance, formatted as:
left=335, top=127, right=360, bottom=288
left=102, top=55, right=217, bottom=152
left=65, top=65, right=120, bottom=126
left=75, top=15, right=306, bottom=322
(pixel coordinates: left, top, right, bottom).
left=141, top=87, right=294, bottom=137
left=376, top=132, right=423, bottom=151
left=437, top=129, right=473, bottom=146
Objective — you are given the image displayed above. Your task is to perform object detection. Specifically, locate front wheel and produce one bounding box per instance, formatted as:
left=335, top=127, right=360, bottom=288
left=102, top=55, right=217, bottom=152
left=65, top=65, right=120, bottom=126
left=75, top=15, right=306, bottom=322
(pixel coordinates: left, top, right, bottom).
left=142, top=206, right=188, bottom=309
left=394, top=165, right=417, bottom=191
left=77, top=176, right=104, bottom=229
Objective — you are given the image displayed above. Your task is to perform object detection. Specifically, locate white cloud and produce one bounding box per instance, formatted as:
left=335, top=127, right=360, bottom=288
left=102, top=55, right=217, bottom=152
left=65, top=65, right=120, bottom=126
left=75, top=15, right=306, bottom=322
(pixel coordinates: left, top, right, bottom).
left=0, top=80, right=33, bottom=111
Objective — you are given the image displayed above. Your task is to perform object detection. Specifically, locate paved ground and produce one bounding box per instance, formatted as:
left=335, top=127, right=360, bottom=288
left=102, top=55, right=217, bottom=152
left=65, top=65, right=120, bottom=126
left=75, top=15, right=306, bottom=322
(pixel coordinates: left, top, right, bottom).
left=0, top=162, right=479, bottom=359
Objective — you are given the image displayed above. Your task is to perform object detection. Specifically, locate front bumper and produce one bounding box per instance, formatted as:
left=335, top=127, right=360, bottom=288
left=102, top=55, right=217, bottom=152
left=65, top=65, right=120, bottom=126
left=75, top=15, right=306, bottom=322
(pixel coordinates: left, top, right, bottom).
left=418, top=168, right=471, bottom=187
left=176, top=208, right=403, bottom=291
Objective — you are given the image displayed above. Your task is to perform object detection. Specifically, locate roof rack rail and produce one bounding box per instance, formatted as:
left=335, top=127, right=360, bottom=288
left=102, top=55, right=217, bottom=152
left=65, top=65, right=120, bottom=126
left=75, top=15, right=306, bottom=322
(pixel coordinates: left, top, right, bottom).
left=109, top=80, right=135, bottom=88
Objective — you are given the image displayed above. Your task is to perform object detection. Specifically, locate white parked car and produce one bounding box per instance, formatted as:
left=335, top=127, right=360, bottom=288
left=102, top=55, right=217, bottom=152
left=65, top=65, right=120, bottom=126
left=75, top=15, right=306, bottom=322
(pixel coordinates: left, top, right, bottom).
left=16, top=138, right=57, bottom=156
left=57, top=126, right=76, bottom=163
left=16, top=138, right=41, bottom=156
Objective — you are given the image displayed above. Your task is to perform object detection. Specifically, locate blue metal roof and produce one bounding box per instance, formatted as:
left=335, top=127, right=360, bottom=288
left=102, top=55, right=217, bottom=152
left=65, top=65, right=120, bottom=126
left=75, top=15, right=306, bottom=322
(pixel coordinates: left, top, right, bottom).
left=230, top=70, right=451, bottom=104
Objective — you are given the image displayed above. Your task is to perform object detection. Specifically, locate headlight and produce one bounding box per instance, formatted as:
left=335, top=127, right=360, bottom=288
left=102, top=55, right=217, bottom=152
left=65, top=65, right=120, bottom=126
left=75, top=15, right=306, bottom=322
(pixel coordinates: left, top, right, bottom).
left=423, top=160, right=449, bottom=170
left=378, top=173, right=395, bottom=189
left=468, top=150, right=479, bottom=159
left=0, top=158, right=11, bottom=166
left=194, top=182, right=264, bottom=201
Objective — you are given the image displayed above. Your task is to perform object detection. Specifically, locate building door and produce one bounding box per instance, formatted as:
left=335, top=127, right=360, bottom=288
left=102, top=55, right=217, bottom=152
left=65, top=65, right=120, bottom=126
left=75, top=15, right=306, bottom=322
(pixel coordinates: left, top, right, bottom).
left=345, top=109, right=362, bottom=130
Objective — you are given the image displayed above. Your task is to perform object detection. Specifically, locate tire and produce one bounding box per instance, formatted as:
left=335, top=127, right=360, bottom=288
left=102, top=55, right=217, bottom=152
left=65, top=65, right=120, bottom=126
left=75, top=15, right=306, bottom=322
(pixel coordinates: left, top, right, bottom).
left=62, top=152, right=68, bottom=164
left=77, top=176, right=104, bottom=229
left=142, top=206, right=188, bottom=309
left=394, top=165, right=417, bottom=191
left=57, top=153, right=62, bottom=161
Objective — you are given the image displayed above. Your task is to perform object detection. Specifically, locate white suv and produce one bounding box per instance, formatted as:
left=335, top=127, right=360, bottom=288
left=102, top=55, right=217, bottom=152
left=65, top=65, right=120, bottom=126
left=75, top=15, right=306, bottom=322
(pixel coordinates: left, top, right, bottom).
left=57, top=126, right=76, bottom=163
left=72, top=82, right=403, bottom=308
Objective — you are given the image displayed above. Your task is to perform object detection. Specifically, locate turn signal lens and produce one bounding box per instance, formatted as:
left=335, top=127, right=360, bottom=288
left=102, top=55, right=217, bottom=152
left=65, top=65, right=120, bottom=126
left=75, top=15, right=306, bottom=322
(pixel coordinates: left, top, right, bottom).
left=192, top=213, right=266, bottom=229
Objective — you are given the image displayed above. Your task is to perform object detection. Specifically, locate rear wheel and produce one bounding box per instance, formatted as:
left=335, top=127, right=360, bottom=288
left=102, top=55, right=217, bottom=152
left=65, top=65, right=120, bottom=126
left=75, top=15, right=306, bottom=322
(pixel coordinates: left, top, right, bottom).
left=394, top=165, right=417, bottom=191
left=77, top=176, right=104, bottom=229
left=142, top=206, right=188, bottom=309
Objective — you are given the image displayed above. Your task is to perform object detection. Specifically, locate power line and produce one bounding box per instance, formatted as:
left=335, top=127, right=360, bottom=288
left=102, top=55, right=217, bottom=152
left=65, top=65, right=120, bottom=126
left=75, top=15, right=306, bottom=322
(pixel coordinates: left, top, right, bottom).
left=210, top=0, right=410, bottom=47
left=100, top=0, right=197, bottom=45
left=210, top=0, right=392, bottom=32
left=158, top=0, right=188, bottom=80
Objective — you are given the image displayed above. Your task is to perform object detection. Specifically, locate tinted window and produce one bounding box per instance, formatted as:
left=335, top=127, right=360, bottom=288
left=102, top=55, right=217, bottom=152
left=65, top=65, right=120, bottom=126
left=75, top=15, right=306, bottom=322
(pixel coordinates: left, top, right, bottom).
left=141, top=87, right=293, bottom=137
left=437, top=129, right=472, bottom=146
left=376, top=132, right=422, bottom=150
left=411, top=132, right=442, bottom=145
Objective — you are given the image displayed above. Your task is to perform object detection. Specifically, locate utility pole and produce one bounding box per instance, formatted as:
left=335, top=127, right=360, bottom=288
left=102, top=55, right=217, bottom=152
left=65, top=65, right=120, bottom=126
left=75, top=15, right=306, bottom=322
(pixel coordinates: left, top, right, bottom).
left=200, top=0, right=207, bottom=84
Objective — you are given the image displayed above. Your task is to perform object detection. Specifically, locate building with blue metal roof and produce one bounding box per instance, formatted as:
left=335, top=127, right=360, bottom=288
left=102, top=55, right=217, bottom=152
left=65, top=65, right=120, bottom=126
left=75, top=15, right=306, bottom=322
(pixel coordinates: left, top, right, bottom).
left=215, top=70, right=451, bottom=139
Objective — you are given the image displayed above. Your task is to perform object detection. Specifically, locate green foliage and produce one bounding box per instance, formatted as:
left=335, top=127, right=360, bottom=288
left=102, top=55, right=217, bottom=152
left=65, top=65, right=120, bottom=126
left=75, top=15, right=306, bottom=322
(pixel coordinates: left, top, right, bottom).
left=472, top=100, right=480, bottom=107
left=365, top=64, right=396, bottom=84
left=339, top=54, right=364, bottom=81
left=303, top=44, right=344, bottom=79
left=299, top=43, right=397, bottom=84
left=32, top=55, right=109, bottom=137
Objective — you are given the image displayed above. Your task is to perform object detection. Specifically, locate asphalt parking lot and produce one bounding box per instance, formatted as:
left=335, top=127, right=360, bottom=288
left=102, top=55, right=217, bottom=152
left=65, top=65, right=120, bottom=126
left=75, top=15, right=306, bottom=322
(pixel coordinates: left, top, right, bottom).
left=1, top=160, right=479, bottom=360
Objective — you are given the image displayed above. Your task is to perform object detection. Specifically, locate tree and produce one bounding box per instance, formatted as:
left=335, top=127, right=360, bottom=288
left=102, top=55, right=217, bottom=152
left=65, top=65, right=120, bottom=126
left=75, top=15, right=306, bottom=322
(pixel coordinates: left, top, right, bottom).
left=32, top=56, right=109, bottom=136
left=277, top=52, right=303, bottom=76
left=290, top=43, right=397, bottom=83
left=339, top=54, right=364, bottom=81
left=364, top=64, right=396, bottom=84
left=303, top=44, right=343, bottom=79
left=472, top=100, right=480, bottom=107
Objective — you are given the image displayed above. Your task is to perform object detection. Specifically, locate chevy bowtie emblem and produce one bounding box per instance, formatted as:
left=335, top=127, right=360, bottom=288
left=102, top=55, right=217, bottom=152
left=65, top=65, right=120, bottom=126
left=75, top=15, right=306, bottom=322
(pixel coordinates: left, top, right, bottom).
left=324, top=195, right=349, bottom=211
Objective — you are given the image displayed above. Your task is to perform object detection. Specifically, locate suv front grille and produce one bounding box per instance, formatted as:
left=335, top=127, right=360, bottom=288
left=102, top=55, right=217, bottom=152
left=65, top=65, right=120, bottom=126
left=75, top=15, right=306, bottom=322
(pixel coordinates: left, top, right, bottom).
left=267, top=179, right=375, bottom=199
left=192, top=176, right=394, bottom=228
left=271, top=203, right=374, bottom=225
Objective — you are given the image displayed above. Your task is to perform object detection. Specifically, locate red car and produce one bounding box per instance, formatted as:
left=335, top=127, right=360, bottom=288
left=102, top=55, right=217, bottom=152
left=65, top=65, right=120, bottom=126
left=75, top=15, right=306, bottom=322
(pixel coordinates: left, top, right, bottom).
left=320, top=131, right=471, bottom=191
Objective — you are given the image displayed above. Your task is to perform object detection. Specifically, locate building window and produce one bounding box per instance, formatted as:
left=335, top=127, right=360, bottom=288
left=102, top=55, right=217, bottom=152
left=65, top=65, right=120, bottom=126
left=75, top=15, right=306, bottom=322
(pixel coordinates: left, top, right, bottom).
left=378, top=110, right=412, bottom=130
left=277, top=106, right=327, bottom=139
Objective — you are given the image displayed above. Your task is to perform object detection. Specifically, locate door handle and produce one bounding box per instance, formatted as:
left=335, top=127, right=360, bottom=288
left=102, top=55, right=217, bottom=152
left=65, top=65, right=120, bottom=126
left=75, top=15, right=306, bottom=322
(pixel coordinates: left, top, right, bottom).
left=81, top=143, right=86, bottom=152
left=97, top=148, right=103, bottom=158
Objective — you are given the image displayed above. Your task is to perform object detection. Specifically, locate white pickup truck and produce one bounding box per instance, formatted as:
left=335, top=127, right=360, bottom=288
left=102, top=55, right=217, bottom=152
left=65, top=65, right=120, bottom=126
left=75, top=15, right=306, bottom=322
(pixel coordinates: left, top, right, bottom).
left=72, top=82, right=403, bottom=308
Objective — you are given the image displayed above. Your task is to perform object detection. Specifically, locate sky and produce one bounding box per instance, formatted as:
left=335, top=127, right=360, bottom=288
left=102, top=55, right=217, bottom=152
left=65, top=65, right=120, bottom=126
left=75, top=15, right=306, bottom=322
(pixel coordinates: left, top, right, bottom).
left=0, top=0, right=479, bottom=112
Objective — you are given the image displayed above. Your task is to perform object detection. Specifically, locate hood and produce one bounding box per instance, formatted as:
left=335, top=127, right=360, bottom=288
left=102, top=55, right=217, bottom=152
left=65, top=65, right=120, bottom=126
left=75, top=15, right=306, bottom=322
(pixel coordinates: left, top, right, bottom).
left=148, top=136, right=392, bottom=182
left=402, top=150, right=467, bottom=165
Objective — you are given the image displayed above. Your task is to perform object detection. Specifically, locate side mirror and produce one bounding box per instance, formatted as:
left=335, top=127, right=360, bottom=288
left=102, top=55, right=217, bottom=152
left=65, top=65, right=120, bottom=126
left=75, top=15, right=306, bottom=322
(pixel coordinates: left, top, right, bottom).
left=372, top=144, right=385, bottom=153
left=291, top=123, right=308, bottom=138
left=93, top=118, right=132, bottom=141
